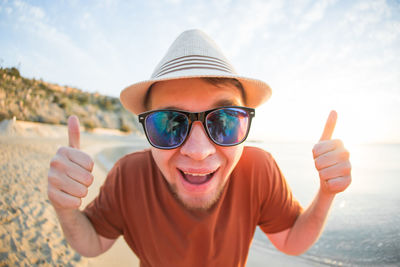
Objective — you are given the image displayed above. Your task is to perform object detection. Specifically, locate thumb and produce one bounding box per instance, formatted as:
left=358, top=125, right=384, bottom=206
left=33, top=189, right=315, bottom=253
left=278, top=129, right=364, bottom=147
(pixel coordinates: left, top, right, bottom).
left=68, top=115, right=80, bottom=149
left=320, top=110, right=337, bottom=141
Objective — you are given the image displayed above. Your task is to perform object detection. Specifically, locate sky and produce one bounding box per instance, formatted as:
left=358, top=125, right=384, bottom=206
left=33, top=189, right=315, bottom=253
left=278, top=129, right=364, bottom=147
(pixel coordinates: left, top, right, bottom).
left=1, top=0, right=399, bottom=144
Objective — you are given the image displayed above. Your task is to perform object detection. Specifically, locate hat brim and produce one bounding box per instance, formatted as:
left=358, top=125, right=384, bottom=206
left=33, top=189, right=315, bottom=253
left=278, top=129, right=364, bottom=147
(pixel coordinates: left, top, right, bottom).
left=120, top=73, right=272, bottom=115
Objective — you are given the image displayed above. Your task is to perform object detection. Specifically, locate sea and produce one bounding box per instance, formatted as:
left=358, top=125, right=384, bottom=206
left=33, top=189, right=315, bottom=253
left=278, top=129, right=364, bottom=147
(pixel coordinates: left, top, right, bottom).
left=101, top=141, right=400, bottom=266
left=246, top=142, right=400, bottom=267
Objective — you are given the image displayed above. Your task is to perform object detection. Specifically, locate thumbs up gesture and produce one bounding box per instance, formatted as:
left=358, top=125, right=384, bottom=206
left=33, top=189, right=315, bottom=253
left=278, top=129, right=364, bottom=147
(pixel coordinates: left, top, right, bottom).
left=48, top=116, right=94, bottom=211
left=313, top=111, right=352, bottom=195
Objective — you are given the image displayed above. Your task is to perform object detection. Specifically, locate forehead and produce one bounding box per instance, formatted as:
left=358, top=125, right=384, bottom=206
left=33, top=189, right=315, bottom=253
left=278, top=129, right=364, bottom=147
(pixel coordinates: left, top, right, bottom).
left=149, top=78, right=244, bottom=111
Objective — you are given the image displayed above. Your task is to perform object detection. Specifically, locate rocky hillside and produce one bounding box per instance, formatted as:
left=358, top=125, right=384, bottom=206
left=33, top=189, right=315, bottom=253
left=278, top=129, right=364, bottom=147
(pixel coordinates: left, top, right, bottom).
left=0, top=67, right=142, bottom=133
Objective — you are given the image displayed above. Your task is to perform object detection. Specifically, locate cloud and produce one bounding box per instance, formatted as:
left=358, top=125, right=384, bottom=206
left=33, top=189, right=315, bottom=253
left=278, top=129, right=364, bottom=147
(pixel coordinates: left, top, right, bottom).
left=296, top=0, right=337, bottom=31
left=79, top=12, right=95, bottom=30
left=164, top=0, right=182, bottom=4
left=4, top=1, right=106, bottom=89
left=5, top=6, right=12, bottom=14
left=13, top=0, right=45, bottom=20
left=0, top=0, right=133, bottom=95
left=1, top=0, right=399, bottom=142
left=343, top=0, right=393, bottom=36
left=182, top=0, right=286, bottom=60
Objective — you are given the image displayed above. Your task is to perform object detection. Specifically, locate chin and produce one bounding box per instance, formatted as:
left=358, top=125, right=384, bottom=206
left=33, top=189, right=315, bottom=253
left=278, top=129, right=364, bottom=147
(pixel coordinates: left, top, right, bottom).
left=172, top=184, right=226, bottom=211
left=181, top=193, right=220, bottom=211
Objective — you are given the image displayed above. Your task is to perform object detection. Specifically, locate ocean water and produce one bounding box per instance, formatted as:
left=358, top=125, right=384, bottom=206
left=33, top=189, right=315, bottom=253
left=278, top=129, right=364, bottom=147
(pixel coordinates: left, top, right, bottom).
left=247, top=142, right=400, bottom=266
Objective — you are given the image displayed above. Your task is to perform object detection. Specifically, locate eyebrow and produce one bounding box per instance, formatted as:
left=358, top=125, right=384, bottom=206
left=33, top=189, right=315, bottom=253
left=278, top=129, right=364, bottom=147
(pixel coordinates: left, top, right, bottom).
left=160, top=99, right=241, bottom=111
left=213, top=99, right=241, bottom=107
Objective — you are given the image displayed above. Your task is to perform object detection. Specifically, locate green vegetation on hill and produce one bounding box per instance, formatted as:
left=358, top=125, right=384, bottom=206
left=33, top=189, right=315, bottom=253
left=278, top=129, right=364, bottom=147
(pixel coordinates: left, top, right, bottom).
left=0, top=67, right=142, bottom=133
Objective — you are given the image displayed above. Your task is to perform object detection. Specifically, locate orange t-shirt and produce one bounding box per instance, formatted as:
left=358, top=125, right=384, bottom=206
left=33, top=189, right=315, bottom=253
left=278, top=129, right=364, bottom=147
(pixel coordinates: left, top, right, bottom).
left=83, top=146, right=302, bottom=267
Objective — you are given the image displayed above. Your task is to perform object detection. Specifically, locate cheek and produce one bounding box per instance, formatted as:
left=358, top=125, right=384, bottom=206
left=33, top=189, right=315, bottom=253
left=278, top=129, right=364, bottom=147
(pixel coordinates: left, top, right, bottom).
left=150, top=148, right=177, bottom=179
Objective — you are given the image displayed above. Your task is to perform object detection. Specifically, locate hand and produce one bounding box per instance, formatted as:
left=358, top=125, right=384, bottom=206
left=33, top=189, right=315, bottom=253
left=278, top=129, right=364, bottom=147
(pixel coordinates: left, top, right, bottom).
left=312, top=111, right=352, bottom=195
left=48, top=116, right=94, bottom=211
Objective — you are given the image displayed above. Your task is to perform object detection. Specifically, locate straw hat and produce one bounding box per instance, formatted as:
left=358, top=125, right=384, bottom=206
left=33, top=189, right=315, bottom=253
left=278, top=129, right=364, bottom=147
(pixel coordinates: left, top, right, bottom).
left=120, top=29, right=271, bottom=115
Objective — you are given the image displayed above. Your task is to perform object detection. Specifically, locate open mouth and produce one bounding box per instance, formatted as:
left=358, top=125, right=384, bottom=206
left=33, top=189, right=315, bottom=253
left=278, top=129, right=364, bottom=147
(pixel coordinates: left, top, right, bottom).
left=178, top=169, right=217, bottom=185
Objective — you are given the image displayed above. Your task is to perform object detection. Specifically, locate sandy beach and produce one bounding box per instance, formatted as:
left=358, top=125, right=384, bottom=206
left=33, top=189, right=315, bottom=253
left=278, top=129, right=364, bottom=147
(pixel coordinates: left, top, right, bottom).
left=0, top=119, right=144, bottom=266
left=1, top=119, right=321, bottom=267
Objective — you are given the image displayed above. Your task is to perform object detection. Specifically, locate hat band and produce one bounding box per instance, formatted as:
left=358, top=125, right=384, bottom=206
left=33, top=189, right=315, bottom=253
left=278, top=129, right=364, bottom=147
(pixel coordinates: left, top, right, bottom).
left=153, top=55, right=236, bottom=78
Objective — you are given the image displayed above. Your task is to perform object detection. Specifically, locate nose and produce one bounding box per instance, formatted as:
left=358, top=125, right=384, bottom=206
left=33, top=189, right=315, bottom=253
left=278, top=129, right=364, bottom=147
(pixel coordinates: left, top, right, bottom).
left=180, top=122, right=216, bottom=161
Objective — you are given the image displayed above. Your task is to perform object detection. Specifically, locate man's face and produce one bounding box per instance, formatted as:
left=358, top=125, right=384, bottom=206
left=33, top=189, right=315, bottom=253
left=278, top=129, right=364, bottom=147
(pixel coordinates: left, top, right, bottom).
left=149, top=78, right=245, bottom=210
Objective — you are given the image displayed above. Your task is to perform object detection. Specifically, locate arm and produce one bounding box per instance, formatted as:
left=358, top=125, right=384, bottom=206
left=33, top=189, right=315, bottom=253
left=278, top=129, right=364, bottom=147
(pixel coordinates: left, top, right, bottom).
left=267, top=189, right=335, bottom=255
left=54, top=209, right=116, bottom=257
left=47, top=116, right=117, bottom=257
left=267, top=111, right=351, bottom=255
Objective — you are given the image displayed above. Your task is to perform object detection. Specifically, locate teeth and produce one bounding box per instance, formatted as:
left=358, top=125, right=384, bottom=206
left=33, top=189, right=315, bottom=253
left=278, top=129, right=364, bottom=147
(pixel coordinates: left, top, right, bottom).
left=183, top=172, right=210, bottom=176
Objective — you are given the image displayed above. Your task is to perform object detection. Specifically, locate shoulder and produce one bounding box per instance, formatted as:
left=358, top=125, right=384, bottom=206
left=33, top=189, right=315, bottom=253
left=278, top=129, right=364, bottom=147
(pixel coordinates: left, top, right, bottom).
left=232, top=146, right=279, bottom=181
left=237, top=146, right=275, bottom=168
left=114, top=149, right=154, bottom=170
left=106, top=149, right=158, bottom=185
left=119, top=148, right=153, bottom=162
left=229, top=146, right=284, bottom=211
left=242, top=145, right=272, bottom=157
left=104, top=148, right=162, bottom=197
left=233, top=146, right=282, bottom=187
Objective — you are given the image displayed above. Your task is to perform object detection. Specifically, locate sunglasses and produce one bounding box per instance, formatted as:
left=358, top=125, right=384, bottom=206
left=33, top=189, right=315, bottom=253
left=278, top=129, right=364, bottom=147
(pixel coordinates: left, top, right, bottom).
left=138, top=106, right=255, bottom=149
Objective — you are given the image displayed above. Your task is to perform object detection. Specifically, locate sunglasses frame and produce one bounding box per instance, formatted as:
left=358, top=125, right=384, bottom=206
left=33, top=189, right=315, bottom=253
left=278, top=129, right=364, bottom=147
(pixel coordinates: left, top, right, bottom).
left=138, top=106, right=255, bottom=150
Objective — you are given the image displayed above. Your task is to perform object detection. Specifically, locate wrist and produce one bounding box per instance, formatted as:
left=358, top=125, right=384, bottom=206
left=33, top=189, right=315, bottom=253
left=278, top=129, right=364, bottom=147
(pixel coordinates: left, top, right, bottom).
left=54, top=208, right=81, bottom=222
left=318, top=186, right=336, bottom=203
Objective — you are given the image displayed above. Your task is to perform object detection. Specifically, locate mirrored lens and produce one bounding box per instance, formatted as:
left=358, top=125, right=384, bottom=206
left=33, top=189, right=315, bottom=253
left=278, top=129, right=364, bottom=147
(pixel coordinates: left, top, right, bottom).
left=145, top=111, right=188, bottom=148
left=206, top=108, right=249, bottom=145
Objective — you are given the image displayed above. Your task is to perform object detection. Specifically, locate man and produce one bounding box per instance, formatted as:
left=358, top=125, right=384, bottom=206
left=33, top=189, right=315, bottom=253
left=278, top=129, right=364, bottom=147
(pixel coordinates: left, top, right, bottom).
left=48, top=30, right=351, bottom=266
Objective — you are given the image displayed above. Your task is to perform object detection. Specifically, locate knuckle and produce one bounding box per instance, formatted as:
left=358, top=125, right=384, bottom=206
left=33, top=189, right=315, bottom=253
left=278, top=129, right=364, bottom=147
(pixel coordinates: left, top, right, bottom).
left=327, top=176, right=352, bottom=193
left=49, top=156, right=61, bottom=169
left=71, top=198, right=81, bottom=209
left=344, top=176, right=352, bottom=187
left=319, top=169, right=327, bottom=180
left=86, top=173, right=94, bottom=186
left=87, top=158, right=94, bottom=172
left=341, top=149, right=350, bottom=160
left=48, top=173, right=61, bottom=188
left=314, top=158, right=322, bottom=170
left=65, top=197, right=79, bottom=209
left=79, top=153, right=94, bottom=171
left=47, top=187, right=61, bottom=207
left=80, top=186, right=88, bottom=198
left=327, top=179, right=340, bottom=191
left=312, top=144, right=319, bottom=158
left=82, top=172, right=93, bottom=186
left=326, top=181, right=335, bottom=191
left=57, top=146, right=68, bottom=155
left=47, top=186, right=55, bottom=200
left=344, top=161, right=352, bottom=173
left=347, top=176, right=352, bottom=186
left=334, top=139, right=343, bottom=148
left=74, top=184, right=87, bottom=198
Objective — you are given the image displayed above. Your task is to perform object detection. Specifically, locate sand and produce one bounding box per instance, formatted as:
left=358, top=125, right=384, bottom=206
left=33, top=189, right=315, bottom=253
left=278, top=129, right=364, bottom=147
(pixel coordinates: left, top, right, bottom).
left=0, top=119, right=317, bottom=267
left=1, top=136, right=88, bottom=266
left=0, top=119, right=143, bottom=266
